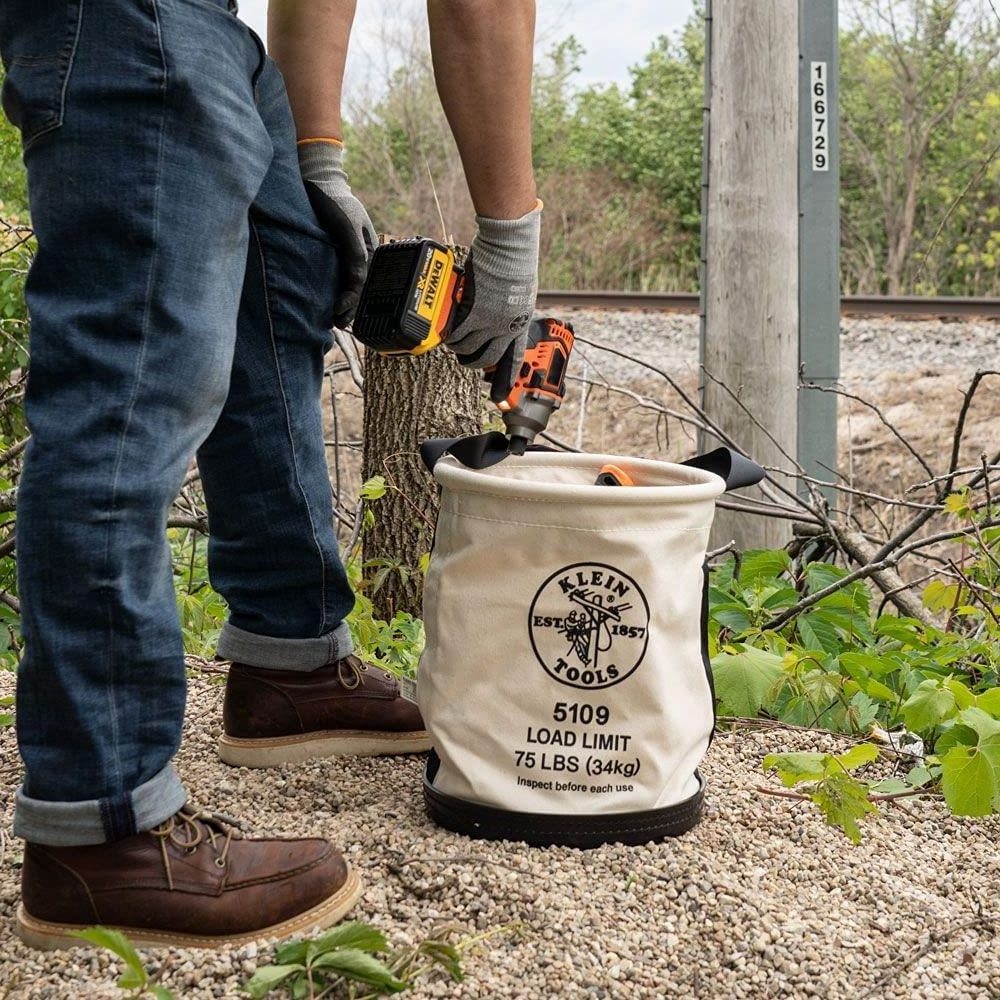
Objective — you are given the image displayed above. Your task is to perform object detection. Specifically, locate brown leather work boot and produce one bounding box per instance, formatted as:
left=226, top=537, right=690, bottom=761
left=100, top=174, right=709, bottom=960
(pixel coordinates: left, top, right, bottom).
left=16, top=807, right=361, bottom=950
left=218, top=655, right=430, bottom=767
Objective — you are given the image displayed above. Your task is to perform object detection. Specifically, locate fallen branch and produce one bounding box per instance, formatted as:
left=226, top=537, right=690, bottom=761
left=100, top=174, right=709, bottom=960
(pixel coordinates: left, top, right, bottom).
left=756, top=784, right=935, bottom=804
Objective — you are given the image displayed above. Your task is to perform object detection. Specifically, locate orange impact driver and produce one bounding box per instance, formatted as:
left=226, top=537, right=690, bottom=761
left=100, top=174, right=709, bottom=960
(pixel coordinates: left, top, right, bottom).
left=352, top=237, right=574, bottom=453
left=494, top=316, right=573, bottom=454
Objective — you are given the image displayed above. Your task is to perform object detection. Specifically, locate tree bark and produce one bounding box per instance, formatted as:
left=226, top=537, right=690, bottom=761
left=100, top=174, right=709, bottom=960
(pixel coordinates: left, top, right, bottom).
left=833, top=524, right=936, bottom=627
left=361, top=348, right=481, bottom=619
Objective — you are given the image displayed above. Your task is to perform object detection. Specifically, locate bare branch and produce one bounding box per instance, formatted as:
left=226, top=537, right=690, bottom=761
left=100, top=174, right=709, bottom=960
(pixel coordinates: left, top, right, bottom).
left=332, top=328, right=365, bottom=390
left=802, top=382, right=935, bottom=481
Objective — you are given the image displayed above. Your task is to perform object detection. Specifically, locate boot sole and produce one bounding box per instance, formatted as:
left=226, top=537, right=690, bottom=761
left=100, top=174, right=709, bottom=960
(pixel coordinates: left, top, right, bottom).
left=218, top=730, right=432, bottom=767
left=16, top=865, right=362, bottom=952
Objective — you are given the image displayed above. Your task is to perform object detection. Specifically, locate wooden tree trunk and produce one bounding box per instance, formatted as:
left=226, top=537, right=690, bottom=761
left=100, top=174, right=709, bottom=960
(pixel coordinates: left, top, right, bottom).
left=361, top=349, right=481, bottom=618
left=703, top=0, right=799, bottom=549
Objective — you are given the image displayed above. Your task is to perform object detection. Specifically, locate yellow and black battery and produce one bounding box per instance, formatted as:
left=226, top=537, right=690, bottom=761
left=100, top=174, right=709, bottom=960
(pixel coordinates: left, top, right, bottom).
left=352, top=238, right=464, bottom=355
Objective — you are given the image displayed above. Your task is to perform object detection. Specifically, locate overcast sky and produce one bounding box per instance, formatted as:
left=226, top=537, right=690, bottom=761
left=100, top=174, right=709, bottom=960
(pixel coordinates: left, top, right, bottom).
left=238, top=0, right=696, bottom=96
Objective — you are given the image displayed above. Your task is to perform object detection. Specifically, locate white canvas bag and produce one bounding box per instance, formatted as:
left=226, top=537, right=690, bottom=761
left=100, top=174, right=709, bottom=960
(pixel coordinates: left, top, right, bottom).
left=416, top=434, right=763, bottom=847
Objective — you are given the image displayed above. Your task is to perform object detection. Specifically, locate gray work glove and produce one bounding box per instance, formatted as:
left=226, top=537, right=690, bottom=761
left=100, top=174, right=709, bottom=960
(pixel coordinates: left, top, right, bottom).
left=297, top=141, right=377, bottom=328
left=449, top=201, right=542, bottom=394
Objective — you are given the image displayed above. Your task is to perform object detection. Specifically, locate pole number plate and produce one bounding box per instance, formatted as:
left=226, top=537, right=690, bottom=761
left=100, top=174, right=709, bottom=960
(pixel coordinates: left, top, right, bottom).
left=810, top=62, right=829, bottom=171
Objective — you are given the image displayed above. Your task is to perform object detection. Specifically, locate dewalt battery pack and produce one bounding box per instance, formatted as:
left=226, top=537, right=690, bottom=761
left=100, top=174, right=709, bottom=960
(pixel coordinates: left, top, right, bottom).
left=352, top=238, right=464, bottom=355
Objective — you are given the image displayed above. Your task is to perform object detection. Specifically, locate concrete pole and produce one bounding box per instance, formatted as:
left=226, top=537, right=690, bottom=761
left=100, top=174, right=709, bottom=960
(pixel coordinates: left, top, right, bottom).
left=702, top=0, right=799, bottom=549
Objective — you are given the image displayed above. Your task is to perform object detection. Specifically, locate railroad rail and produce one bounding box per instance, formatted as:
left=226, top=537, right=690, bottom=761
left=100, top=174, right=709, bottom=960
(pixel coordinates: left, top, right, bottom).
left=535, top=290, right=1000, bottom=320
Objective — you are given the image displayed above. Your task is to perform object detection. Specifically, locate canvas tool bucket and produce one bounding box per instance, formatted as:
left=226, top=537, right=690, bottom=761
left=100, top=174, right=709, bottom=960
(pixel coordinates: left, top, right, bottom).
left=414, top=433, right=764, bottom=848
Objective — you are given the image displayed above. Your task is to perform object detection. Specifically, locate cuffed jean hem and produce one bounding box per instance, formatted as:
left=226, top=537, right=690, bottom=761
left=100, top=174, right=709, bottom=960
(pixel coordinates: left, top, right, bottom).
left=13, top=764, right=187, bottom=846
left=216, top=620, right=353, bottom=671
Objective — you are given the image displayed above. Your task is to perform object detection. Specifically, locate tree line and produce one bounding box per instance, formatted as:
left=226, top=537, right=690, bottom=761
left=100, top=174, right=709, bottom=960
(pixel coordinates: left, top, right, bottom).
left=344, top=0, right=999, bottom=297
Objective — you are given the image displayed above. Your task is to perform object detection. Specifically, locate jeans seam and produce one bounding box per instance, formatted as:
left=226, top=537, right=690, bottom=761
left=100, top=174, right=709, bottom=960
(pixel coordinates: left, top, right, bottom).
left=19, top=0, right=85, bottom=151
left=55, top=0, right=84, bottom=131
left=97, top=0, right=169, bottom=795
left=249, top=216, right=329, bottom=635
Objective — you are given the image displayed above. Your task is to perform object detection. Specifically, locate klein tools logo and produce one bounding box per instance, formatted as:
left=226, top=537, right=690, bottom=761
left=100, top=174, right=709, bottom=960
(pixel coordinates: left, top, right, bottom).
left=529, top=563, right=650, bottom=690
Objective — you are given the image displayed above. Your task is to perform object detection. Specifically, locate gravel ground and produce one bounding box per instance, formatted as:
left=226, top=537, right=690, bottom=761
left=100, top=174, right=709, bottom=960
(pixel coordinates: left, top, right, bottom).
left=1, top=669, right=998, bottom=999
left=1, top=314, right=998, bottom=999
left=555, top=310, right=997, bottom=383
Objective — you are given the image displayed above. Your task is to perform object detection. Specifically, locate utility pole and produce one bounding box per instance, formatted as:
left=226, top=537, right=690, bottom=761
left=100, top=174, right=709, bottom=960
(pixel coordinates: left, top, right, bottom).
left=702, top=0, right=800, bottom=549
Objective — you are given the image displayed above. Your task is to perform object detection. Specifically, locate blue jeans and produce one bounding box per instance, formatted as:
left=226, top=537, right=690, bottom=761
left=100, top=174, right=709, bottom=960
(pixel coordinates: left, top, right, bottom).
left=1, top=0, right=356, bottom=845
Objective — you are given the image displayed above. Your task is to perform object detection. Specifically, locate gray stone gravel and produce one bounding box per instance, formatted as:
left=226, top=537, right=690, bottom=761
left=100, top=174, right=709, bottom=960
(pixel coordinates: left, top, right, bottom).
left=558, top=309, right=996, bottom=384
left=1, top=312, right=997, bottom=998
left=1, top=670, right=998, bottom=999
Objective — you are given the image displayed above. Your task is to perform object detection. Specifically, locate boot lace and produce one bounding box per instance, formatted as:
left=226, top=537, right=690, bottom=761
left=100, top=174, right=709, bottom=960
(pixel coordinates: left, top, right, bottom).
left=337, top=655, right=368, bottom=689
left=150, top=807, right=244, bottom=889
left=337, top=655, right=394, bottom=689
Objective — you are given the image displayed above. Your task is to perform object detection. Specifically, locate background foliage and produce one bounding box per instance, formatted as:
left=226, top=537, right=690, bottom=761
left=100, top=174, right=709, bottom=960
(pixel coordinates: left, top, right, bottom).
left=345, top=0, right=999, bottom=295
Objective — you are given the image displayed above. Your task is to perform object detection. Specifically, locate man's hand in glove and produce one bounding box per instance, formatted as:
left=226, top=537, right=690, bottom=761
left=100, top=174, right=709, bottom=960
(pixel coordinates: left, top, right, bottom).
left=297, top=139, right=377, bottom=328
left=448, top=200, right=542, bottom=400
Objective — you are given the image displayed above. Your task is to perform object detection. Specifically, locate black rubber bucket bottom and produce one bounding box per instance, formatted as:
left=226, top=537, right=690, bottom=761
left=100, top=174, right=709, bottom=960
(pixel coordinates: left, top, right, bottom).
left=422, top=751, right=704, bottom=849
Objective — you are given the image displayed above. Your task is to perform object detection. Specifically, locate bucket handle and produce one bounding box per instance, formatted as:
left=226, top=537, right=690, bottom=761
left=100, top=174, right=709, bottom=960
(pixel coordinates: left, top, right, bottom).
left=420, top=433, right=764, bottom=493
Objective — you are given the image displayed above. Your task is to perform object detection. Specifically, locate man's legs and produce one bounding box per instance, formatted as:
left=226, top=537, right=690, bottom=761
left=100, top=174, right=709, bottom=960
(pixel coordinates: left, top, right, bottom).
left=5, top=0, right=357, bottom=946
left=196, top=56, right=428, bottom=767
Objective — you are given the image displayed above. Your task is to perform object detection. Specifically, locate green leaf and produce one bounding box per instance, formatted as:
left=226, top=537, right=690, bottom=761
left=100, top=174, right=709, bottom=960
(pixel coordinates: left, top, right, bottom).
left=875, top=616, right=923, bottom=645
left=797, top=611, right=842, bottom=653
left=761, top=586, right=799, bottom=610
left=901, top=679, right=959, bottom=733
left=737, top=549, right=791, bottom=586
left=811, top=604, right=872, bottom=643
left=799, top=666, right=843, bottom=713
left=812, top=771, right=877, bottom=843
left=832, top=742, right=880, bottom=772
left=774, top=692, right=822, bottom=729
left=710, top=603, right=753, bottom=634
left=860, top=676, right=897, bottom=704
left=942, top=677, right=974, bottom=710
left=71, top=927, right=147, bottom=990
left=975, top=687, right=1000, bottom=716
left=943, top=490, right=971, bottom=516
left=796, top=615, right=824, bottom=652
left=762, top=751, right=828, bottom=786
left=151, top=987, right=176, bottom=1000
left=923, top=579, right=960, bottom=613
left=360, top=476, right=388, bottom=500
left=309, top=948, right=407, bottom=991
left=816, top=583, right=871, bottom=619
left=839, top=651, right=895, bottom=680
left=870, top=776, right=911, bottom=794
left=370, top=564, right=392, bottom=594
left=846, top=690, right=881, bottom=731
left=243, top=964, right=306, bottom=999
left=940, top=745, right=998, bottom=816
left=307, top=922, right=389, bottom=955
left=417, top=940, right=464, bottom=982
left=935, top=722, right=979, bottom=756
left=711, top=647, right=784, bottom=717
left=273, top=940, right=308, bottom=966
left=804, top=561, right=848, bottom=593
left=905, top=764, right=935, bottom=788
left=956, top=706, right=1000, bottom=741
